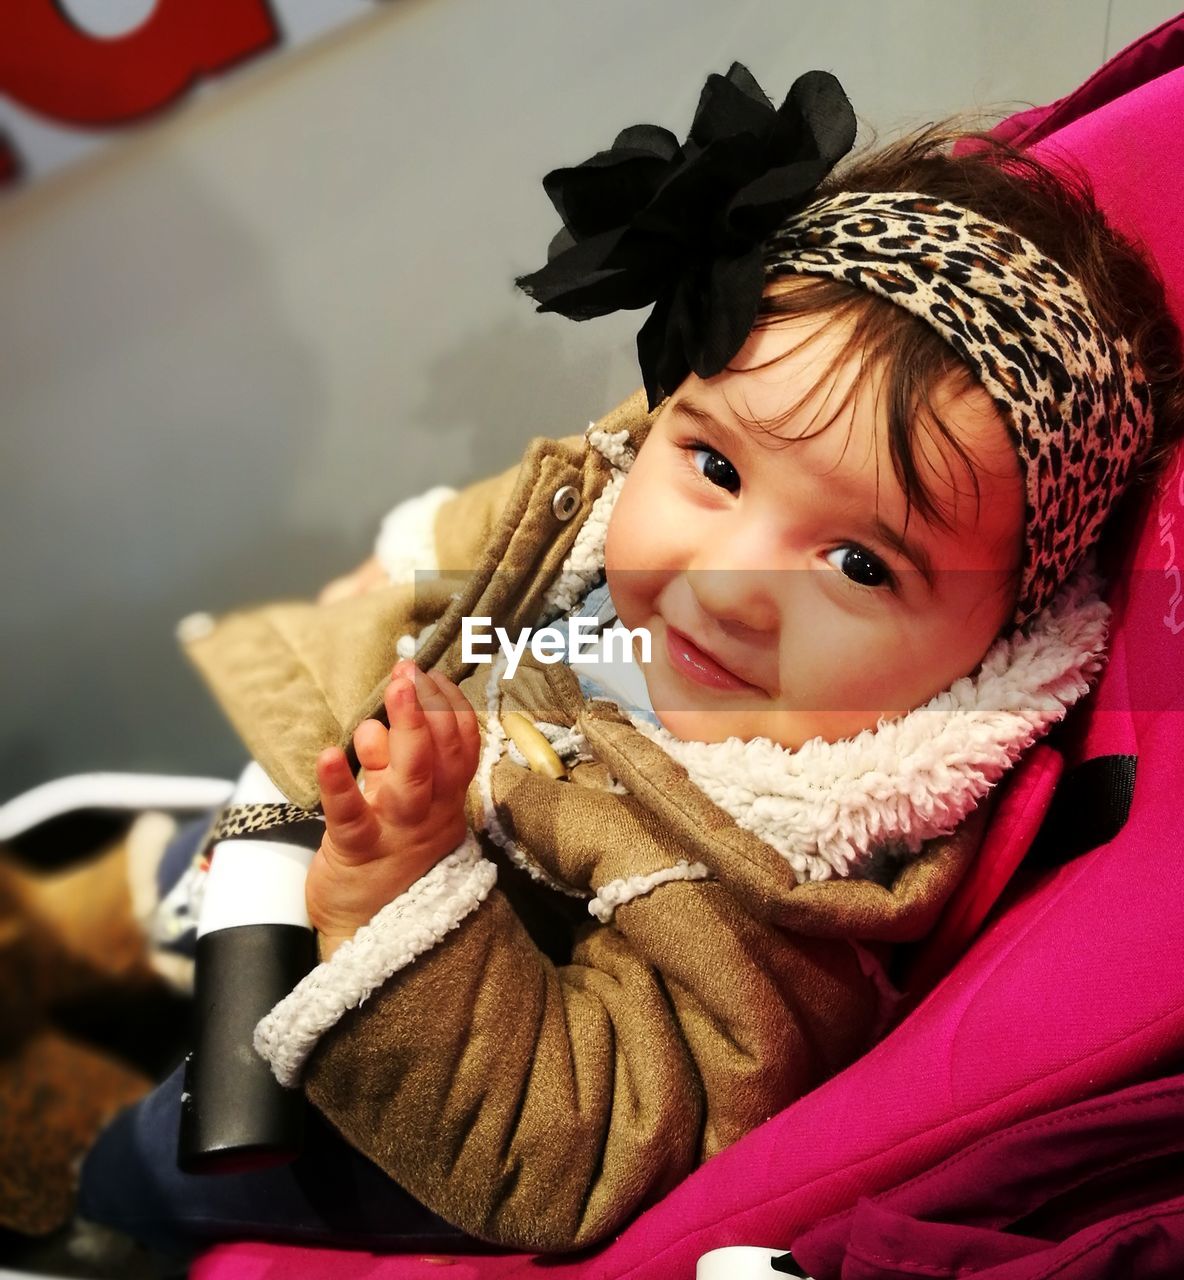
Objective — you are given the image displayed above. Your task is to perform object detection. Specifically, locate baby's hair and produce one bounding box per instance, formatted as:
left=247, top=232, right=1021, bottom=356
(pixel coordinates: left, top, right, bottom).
left=745, top=123, right=1184, bottom=537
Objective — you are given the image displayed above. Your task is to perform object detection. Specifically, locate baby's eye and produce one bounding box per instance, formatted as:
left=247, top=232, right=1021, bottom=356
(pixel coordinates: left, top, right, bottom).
left=685, top=444, right=740, bottom=494
left=824, top=545, right=894, bottom=589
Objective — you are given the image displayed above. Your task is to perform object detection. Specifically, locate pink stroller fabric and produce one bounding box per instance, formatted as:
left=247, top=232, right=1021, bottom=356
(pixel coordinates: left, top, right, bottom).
left=193, top=17, right=1184, bottom=1280
left=788, top=1070, right=1184, bottom=1278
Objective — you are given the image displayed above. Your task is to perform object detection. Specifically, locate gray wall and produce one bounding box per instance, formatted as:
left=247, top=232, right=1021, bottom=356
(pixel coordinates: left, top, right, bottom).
left=1, top=0, right=1179, bottom=795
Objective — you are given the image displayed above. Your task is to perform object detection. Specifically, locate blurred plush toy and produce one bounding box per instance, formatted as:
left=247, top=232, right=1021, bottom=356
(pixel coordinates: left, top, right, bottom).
left=0, top=796, right=208, bottom=1236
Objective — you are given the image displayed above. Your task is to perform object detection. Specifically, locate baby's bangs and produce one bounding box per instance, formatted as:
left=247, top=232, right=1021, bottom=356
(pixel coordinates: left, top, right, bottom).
left=753, top=276, right=989, bottom=534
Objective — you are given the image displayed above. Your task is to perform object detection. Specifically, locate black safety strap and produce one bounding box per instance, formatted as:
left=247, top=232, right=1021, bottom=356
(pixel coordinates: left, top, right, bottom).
left=1028, top=754, right=1137, bottom=869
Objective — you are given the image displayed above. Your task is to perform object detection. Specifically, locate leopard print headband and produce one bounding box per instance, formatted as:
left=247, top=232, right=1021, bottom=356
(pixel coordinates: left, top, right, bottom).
left=764, top=191, right=1154, bottom=623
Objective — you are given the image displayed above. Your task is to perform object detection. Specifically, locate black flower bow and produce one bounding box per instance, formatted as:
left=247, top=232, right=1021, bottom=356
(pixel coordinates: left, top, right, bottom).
left=516, top=64, right=857, bottom=407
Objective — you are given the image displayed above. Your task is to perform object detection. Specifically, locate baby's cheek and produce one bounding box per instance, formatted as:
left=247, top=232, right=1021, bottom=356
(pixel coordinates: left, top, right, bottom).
left=606, top=571, right=648, bottom=636
left=603, top=506, right=650, bottom=610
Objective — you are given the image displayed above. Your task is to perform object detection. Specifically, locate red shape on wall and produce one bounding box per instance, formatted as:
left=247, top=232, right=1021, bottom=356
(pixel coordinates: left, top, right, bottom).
left=0, top=0, right=281, bottom=128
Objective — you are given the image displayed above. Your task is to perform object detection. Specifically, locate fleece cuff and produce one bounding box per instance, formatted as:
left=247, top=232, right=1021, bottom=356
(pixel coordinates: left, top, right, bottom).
left=253, top=831, right=495, bottom=1086
left=373, top=485, right=456, bottom=584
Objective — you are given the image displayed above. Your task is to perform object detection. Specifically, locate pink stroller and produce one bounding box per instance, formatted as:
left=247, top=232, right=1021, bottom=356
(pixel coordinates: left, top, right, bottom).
left=3, top=16, right=1179, bottom=1280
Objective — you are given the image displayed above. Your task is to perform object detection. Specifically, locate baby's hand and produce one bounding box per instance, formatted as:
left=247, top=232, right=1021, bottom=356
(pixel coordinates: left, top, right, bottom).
left=317, top=555, right=389, bottom=604
left=306, top=660, right=481, bottom=954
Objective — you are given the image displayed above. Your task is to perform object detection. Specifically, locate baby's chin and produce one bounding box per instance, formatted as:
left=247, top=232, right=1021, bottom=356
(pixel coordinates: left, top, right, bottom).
left=645, top=702, right=789, bottom=747
left=633, top=669, right=760, bottom=744
left=649, top=707, right=731, bottom=743
left=635, top=650, right=905, bottom=747
left=645, top=693, right=899, bottom=749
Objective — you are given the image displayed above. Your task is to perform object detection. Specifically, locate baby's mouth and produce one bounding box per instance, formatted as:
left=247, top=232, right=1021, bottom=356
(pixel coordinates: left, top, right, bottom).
left=662, top=625, right=764, bottom=694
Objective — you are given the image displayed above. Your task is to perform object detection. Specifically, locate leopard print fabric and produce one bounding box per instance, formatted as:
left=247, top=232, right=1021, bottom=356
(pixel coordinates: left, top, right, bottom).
left=764, top=192, right=1153, bottom=623
left=207, top=802, right=323, bottom=844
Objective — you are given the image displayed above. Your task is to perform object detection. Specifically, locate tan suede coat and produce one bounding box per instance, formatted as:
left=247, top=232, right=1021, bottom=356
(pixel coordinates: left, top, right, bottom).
left=183, top=390, right=982, bottom=1252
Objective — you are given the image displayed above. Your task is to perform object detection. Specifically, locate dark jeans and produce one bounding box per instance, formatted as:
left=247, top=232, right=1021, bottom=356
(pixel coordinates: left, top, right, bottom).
left=77, top=1063, right=470, bottom=1257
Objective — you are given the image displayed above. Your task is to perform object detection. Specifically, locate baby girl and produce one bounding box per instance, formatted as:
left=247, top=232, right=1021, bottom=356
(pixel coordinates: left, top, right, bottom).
left=77, top=63, right=1181, bottom=1256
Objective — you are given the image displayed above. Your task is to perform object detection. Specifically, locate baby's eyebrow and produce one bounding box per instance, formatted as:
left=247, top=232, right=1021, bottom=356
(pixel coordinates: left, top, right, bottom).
left=869, top=515, right=936, bottom=588
left=670, top=397, right=750, bottom=455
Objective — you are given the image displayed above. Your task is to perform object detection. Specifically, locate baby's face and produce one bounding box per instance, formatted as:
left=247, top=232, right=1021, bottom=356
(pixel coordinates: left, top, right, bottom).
left=603, top=311, right=1025, bottom=748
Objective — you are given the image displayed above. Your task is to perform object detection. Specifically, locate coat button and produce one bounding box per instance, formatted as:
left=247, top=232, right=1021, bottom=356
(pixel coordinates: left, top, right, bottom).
left=551, top=485, right=580, bottom=521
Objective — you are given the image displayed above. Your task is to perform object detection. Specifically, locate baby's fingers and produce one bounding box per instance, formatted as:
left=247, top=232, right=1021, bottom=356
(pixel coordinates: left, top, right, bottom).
left=414, top=673, right=464, bottom=782
left=425, top=670, right=482, bottom=791
left=317, top=747, right=381, bottom=862
left=383, top=674, right=435, bottom=822
left=353, top=718, right=389, bottom=773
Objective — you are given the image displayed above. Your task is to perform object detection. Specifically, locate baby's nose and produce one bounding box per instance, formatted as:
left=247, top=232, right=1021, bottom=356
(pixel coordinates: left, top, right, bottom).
left=686, top=568, right=780, bottom=635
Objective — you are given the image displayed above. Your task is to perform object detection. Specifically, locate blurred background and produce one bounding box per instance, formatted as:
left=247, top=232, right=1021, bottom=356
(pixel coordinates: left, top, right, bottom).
left=1, top=0, right=1180, bottom=796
